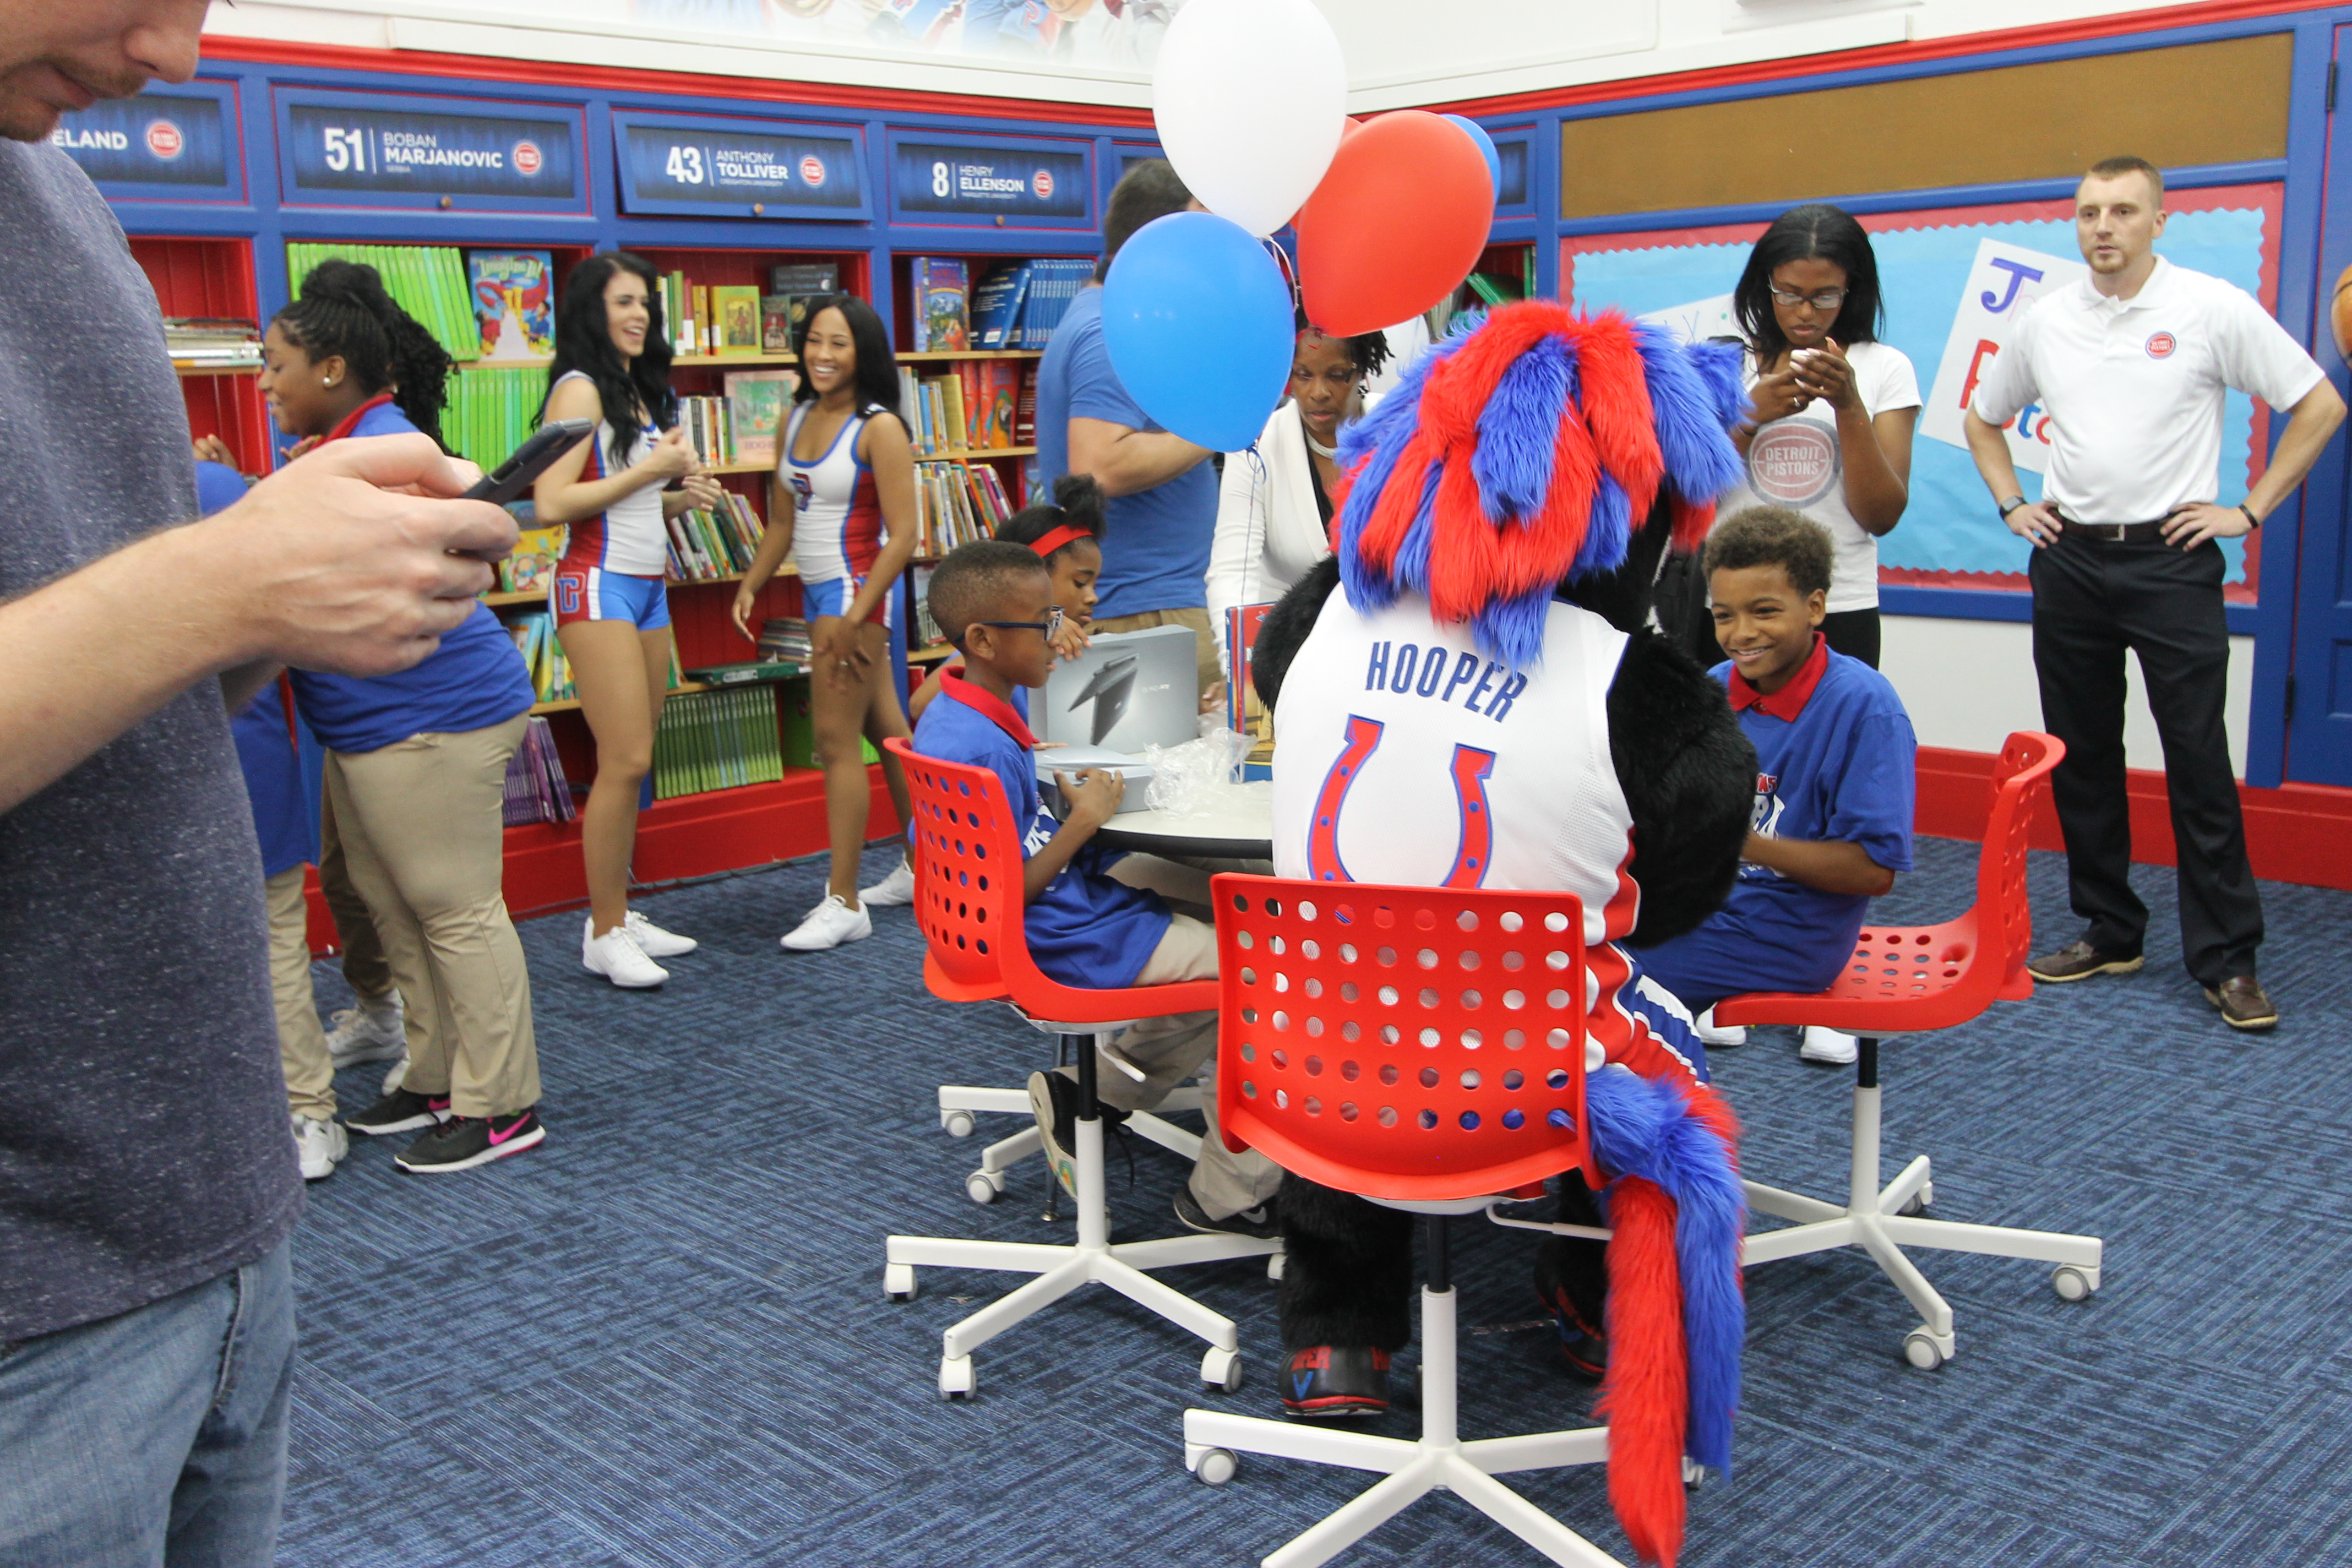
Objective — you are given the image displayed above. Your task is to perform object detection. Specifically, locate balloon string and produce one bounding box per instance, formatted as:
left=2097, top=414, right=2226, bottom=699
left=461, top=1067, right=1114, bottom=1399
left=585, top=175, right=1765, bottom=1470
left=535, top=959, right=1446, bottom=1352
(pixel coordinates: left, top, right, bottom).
left=1266, top=239, right=1299, bottom=313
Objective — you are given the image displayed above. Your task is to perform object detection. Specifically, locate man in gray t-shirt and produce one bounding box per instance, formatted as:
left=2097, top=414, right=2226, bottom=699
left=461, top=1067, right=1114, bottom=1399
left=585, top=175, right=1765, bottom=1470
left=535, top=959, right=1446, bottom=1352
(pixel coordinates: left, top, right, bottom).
left=0, top=8, right=515, bottom=1563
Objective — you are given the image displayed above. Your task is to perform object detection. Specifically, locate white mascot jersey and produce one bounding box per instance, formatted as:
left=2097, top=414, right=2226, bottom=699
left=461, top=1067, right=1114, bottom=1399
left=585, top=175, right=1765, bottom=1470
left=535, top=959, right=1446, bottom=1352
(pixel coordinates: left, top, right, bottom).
left=1272, top=589, right=1701, bottom=1086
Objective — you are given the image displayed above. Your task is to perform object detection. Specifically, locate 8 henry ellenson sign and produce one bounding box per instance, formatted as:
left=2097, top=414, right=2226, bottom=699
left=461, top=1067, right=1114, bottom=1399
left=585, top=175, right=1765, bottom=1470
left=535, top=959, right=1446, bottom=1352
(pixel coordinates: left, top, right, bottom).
left=893, top=140, right=1087, bottom=221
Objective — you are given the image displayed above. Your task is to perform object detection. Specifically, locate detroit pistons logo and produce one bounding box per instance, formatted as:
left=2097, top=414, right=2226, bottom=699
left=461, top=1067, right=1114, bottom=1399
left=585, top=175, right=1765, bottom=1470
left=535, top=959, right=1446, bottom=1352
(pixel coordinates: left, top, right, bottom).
left=1032, top=168, right=1054, bottom=200
left=799, top=155, right=826, bottom=187
left=144, top=119, right=183, bottom=160
left=1746, top=421, right=1840, bottom=509
left=2146, top=331, right=2177, bottom=359
left=790, top=472, right=815, bottom=504
left=511, top=140, right=543, bottom=177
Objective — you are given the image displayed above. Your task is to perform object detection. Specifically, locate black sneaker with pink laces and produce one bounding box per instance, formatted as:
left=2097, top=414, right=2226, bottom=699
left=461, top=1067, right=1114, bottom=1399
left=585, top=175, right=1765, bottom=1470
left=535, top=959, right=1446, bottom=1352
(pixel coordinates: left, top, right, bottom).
left=395, top=1108, right=545, bottom=1173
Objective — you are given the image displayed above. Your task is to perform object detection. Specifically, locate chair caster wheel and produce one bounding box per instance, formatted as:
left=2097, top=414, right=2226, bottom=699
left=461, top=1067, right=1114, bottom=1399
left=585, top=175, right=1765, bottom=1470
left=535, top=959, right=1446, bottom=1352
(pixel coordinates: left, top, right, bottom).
left=965, top=1168, right=1004, bottom=1205
left=884, top=1263, right=916, bottom=1303
left=1902, top=1328, right=1951, bottom=1370
left=1191, top=1446, right=1238, bottom=1485
left=1265, top=1250, right=1286, bottom=1283
left=939, top=1354, right=974, bottom=1400
left=1201, top=1346, right=1244, bottom=1393
left=1898, top=1188, right=1932, bottom=1216
left=2052, top=1264, right=2100, bottom=1302
left=941, top=1109, right=977, bottom=1139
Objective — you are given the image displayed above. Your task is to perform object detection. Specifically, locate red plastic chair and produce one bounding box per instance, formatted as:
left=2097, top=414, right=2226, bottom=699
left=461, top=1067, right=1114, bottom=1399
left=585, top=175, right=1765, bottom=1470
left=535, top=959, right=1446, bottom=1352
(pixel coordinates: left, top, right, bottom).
left=1181, top=875, right=1636, bottom=1568
left=879, top=739, right=1278, bottom=1401
left=1714, top=731, right=2104, bottom=1370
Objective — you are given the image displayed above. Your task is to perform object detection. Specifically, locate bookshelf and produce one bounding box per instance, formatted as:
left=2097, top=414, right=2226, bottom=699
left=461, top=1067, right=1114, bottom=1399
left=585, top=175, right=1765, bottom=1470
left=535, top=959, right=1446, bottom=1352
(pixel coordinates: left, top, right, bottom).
left=137, top=236, right=273, bottom=475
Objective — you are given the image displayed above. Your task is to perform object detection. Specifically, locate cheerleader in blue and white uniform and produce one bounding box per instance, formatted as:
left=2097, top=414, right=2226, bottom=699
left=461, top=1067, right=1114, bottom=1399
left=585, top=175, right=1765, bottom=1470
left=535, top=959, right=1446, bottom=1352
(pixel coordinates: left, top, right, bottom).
left=734, top=295, right=919, bottom=952
left=535, top=251, right=723, bottom=988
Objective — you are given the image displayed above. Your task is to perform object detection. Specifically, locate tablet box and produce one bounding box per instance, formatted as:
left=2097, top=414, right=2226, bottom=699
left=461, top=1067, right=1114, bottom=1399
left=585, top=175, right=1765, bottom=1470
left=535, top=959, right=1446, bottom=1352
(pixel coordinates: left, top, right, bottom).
left=1036, top=745, right=1153, bottom=816
left=1032, top=624, right=1197, bottom=754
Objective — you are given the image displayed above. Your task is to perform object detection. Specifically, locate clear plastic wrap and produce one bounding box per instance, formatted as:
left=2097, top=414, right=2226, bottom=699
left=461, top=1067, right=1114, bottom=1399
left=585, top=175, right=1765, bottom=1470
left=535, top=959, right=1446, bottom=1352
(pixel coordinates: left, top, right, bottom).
left=1142, top=727, right=1252, bottom=815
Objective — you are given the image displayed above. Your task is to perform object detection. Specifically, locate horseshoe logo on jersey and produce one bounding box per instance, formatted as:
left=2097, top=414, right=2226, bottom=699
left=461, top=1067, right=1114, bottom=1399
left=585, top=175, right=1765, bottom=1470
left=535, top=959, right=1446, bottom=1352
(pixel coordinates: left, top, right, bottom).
left=1306, top=715, right=1498, bottom=887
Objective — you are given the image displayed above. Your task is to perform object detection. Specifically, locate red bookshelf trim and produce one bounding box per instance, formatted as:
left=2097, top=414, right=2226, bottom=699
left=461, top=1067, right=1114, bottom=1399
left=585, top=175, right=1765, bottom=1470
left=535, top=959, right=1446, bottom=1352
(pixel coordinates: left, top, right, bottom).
left=1914, top=744, right=2352, bottom=891
left=199, top=36, right=1158, bottom=128
left=1417, top=0, right=2334, bottom=118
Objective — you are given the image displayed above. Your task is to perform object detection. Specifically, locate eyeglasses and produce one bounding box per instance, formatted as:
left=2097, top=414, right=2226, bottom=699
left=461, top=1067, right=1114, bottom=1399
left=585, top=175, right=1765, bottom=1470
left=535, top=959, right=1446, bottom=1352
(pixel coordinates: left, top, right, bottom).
left=973, top=606, right=1066, bottom=640
left=1769, top=286, right=1848, bottom=311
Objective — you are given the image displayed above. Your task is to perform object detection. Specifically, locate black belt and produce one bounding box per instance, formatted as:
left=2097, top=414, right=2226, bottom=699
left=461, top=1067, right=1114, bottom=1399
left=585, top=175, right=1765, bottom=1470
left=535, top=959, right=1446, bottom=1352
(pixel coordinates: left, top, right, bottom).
left=2054, top=512, right=2167, bottom=545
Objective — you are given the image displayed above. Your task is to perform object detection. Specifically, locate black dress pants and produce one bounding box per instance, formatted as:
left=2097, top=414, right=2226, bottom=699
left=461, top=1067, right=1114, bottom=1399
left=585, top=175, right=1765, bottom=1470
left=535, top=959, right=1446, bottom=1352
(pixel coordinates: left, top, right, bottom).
left=2028, top=532, right=2262, bottom=983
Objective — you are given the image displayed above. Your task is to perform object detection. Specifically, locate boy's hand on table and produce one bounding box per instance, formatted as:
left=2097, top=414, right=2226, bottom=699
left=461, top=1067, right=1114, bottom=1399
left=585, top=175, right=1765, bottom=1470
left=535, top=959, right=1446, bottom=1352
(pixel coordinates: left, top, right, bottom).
left=1057, top=766, right=1125, bottom=830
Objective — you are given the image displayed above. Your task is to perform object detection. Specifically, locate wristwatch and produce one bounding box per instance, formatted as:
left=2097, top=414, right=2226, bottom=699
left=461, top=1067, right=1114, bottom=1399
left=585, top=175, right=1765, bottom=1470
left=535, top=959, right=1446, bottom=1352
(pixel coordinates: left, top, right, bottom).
left=1997, top=494, right=2027, bottom=518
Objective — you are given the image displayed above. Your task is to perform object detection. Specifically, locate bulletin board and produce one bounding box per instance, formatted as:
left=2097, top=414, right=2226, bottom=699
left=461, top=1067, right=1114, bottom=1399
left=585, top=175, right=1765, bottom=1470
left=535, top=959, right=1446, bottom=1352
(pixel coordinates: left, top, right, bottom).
left=1561, top=184, right=2286, bottom=603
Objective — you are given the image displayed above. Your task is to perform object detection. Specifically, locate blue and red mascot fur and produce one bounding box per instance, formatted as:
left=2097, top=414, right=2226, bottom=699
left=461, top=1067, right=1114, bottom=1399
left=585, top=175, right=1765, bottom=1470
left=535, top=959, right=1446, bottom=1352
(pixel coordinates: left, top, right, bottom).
left=1250, top=301, right=1759, bottom=1566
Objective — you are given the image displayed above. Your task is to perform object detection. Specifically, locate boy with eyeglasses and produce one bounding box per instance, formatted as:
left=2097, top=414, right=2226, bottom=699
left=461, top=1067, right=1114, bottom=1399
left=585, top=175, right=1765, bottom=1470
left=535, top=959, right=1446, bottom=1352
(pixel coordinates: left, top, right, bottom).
left=913, top=541, right=1282, bottom=1238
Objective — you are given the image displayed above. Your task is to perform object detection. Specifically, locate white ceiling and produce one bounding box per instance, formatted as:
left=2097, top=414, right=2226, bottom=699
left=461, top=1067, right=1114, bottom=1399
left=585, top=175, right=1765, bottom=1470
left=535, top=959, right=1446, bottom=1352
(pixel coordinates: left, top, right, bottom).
left=202, top=0, right=2224, bottom=111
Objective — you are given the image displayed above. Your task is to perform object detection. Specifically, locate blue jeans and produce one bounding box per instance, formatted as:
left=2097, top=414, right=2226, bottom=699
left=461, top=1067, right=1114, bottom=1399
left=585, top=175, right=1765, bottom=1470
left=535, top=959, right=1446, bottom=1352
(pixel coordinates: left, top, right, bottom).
left=0, top=1240, right=293, bottom=1568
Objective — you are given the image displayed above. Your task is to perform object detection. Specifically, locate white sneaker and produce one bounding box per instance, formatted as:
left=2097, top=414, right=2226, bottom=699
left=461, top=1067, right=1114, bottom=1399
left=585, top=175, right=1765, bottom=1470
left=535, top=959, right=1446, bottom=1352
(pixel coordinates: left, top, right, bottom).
left=1799, top=1025, right=1859, bottom=1066
left=1692, top=1007, right=1747, bottom=1048
left=294, top=1115, right=348, bottom=1181
left=858, top=856, right=918, bottom=908
left=325, top=995, right=405, bottom=1068
left=381, top=1051, right=410, bottom=1095
left=780, top=893, right=872, bottom=951
left=624, top=908, right=698, bottom=958
left=582, top=919, right=669, bottom=987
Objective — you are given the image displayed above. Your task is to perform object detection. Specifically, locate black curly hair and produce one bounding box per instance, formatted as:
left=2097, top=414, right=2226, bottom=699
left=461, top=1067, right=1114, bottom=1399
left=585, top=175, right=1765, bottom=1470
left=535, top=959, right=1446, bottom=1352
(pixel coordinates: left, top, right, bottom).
left=271, top=258, right=454, bottom=448
left=1702, top=505, right=1835, bottom=599
left=996, top=473, right=1107, bottom=559
left=1291, top=311, right=1394, bottom=384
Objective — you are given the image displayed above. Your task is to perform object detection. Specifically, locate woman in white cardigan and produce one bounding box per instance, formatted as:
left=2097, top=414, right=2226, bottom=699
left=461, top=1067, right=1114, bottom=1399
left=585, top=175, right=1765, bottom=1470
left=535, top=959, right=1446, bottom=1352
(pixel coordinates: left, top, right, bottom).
left=1207, top=325, right=1394, bottom=658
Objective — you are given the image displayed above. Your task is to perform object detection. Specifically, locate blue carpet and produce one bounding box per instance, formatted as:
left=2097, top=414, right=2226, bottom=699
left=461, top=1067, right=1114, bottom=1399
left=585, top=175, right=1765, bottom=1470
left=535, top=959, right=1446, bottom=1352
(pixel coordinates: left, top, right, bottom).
left=279, top=839, right=2352, bottom=1567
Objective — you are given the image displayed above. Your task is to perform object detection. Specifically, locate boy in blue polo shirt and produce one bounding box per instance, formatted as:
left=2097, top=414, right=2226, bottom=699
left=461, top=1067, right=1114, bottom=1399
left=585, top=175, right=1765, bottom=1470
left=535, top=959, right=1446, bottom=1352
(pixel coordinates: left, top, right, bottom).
left=1634, top=507, right=1917, bottom=1066
left=912, top=541, right=1282, bottom=1236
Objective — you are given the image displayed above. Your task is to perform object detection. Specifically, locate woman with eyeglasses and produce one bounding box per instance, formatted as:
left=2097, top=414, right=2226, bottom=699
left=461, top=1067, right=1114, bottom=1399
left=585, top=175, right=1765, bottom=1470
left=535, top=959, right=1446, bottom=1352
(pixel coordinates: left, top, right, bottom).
left=1712, top=203, right=1920, bottom=668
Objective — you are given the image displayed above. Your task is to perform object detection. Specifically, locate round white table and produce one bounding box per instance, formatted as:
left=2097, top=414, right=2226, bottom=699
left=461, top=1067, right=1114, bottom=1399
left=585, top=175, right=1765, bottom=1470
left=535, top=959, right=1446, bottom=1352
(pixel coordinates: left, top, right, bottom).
left=1092, top=780, right=1275, bottom=861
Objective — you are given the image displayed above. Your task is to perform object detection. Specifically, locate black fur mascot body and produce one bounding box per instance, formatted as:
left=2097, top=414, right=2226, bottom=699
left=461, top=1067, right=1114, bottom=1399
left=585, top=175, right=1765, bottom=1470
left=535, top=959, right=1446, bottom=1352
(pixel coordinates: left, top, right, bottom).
left=1246, top=301, right=1759, bottom=1565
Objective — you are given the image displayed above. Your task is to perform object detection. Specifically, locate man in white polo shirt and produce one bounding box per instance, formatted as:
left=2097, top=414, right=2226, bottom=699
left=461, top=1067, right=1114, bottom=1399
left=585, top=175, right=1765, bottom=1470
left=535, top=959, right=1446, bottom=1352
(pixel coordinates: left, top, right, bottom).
left=1965, top=155, right=2345, bottom=1032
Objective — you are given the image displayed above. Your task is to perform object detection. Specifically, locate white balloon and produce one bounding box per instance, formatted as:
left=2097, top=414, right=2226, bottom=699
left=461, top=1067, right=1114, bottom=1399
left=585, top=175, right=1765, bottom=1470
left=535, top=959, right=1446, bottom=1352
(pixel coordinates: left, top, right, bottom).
left=1151, top=0, right=1347, bottom=239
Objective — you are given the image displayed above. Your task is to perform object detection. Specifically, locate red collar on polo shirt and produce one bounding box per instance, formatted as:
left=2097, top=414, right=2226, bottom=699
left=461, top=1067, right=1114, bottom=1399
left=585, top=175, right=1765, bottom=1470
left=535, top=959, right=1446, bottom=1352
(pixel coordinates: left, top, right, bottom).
left=323, top=391, right=397, bottom=444
left=940, top=665, right=1038, bottom=750
left=1727, top=631, right=1828, bottom=721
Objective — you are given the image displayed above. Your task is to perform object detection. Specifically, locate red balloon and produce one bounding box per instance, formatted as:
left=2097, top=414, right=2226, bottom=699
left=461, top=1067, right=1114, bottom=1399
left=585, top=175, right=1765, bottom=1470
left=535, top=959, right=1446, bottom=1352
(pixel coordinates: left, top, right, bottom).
left=1296, top=110, right=1494, bottom=338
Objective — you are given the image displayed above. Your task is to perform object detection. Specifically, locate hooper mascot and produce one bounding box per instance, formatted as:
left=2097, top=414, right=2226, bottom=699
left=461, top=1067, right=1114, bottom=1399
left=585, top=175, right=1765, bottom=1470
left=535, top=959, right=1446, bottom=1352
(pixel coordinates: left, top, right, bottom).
left=1250, top=301, right=1758, bottom=1566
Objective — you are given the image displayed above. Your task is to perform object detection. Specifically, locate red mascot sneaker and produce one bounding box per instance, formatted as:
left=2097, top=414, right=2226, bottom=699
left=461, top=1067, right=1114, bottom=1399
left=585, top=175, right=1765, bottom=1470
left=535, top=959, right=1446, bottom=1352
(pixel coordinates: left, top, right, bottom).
left=1280, top=1345, right=1392, bottom=1420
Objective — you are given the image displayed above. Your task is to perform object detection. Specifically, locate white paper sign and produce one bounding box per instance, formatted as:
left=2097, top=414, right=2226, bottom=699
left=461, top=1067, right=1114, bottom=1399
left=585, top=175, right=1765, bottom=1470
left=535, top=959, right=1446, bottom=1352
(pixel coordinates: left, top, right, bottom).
left=1918, top=238, right=2088, bottom=473
left=1636, top=292, right=1738, bottom=346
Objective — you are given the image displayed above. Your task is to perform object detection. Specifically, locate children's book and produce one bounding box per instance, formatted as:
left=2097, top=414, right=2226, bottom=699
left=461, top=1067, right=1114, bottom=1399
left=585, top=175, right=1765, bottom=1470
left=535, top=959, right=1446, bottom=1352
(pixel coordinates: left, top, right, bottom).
left=502, top=524, right=567, bottom=595
left=907, top=258, right=970, bottom=352
left=768, top=262, right=839, bottom=296
left=713, top=285, right=762, bottom=356
left=970, top=262, right=1031, bottom=351
left=467, top=250, right=555, bottom=361
left=724, top=369, right=799, bottom=466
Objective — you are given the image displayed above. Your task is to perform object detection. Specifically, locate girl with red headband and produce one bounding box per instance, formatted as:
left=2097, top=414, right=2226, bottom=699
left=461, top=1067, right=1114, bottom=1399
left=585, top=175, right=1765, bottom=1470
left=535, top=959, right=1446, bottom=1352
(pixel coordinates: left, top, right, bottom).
left=905, top=473, right=1105, bottom=727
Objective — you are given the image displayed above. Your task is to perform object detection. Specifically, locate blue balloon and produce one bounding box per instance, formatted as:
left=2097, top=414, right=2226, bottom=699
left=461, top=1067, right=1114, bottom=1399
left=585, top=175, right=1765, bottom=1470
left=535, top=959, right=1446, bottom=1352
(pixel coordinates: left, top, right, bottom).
left=1445, top=113, right=1502, bottom=200
left=1102, top=211, right=1294, bottom=454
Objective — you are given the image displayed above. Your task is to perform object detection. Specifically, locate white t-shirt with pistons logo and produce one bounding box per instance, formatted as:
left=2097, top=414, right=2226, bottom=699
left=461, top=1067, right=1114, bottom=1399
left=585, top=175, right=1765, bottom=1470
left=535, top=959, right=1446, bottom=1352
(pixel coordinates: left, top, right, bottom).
left=1714, top=339, right=1921, bottom=614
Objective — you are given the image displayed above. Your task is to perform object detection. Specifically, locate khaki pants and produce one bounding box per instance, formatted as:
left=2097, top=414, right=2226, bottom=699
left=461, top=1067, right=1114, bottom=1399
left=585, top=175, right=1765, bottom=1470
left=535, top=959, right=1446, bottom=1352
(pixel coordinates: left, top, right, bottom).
left=1064, top=903, right=1283, bottom=1222
left=264, top=866, right=335, bottom=1122
left=1089, top=605, right=1220, bottom=701
left=323, top=716, right=540, bottom=1120
left=317, top=792, right=394, bottom=1004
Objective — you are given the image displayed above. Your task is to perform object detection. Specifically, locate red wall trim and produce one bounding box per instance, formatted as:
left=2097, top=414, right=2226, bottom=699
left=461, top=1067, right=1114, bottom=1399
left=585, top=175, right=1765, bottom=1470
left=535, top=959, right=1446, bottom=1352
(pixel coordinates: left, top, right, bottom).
left=1913, top=745, right=2352, bottom=891
left=1418, top=0, right=2336, bottom=119
left=304, top=766, right=902, bottom=951
left=199, top=35, right=1158, bottom=127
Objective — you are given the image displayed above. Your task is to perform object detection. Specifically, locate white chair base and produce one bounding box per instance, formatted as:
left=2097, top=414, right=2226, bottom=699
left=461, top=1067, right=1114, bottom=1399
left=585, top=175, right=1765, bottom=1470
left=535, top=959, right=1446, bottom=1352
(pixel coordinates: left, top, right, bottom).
left=938, top=1082, right=1204, bottom=1205
left=1744, top=1053, right=2104, bottom=1369
left=886, top=1110, right=1280, bottom=1398
left=1182, top=1283, right=1626, bottom=1568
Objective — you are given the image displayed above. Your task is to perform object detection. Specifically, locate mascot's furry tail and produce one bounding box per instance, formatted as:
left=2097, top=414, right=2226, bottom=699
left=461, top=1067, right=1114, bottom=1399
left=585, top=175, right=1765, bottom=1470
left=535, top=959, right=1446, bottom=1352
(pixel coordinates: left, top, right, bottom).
left=1584, top=1069, right=1746, bottom=1567
left=1333, top=301, right=1746, bottom=669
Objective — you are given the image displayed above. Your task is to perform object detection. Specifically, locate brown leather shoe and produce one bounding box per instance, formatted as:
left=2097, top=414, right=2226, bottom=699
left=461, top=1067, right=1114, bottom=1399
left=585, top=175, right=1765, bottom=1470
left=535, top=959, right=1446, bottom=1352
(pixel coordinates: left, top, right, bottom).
left=2204, top=975, right=2278, bottom=1031
left=2026, top=940, right=2144, bottom=983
